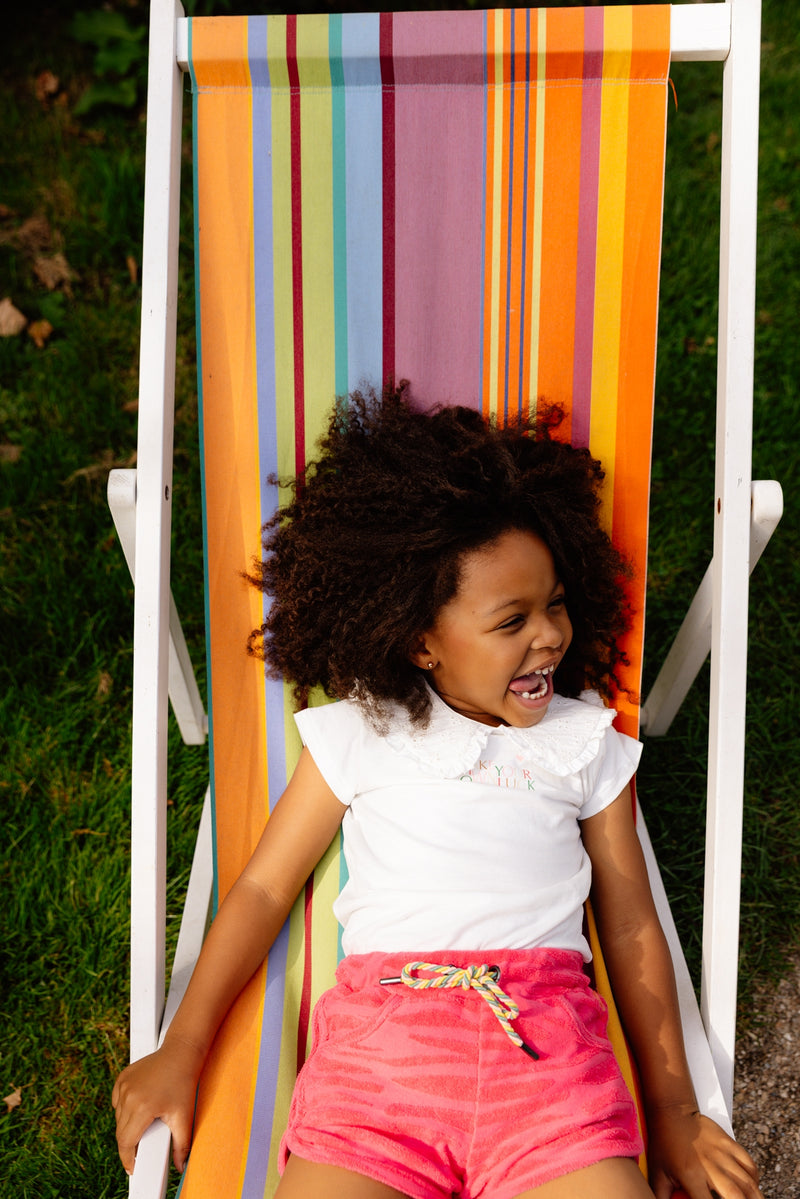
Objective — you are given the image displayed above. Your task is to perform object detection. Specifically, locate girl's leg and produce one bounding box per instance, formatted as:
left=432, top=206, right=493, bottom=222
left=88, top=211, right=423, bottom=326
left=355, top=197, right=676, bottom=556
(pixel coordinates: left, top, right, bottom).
left=275, top=1155, right=412, bottom=1199
left=515, top=1157, right=654, bottom=1199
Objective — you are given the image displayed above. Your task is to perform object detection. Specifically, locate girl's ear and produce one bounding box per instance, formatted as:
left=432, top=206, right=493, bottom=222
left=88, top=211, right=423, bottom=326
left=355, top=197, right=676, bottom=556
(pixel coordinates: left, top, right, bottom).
left=408, top=635, right=437, bottom=671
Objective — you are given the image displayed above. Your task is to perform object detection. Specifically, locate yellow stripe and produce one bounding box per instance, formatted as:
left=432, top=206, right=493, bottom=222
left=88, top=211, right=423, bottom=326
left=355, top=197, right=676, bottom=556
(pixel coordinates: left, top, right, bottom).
left=589, top=6, right=632, bottom=527
left=268, top=894, right=306, bottom=1187
left=308, top=837, right=343, bottom=1018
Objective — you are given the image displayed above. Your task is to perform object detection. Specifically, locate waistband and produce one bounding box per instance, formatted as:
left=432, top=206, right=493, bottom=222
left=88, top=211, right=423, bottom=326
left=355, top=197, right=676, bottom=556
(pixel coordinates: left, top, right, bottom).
left=335, top=947, right=586, bottom=992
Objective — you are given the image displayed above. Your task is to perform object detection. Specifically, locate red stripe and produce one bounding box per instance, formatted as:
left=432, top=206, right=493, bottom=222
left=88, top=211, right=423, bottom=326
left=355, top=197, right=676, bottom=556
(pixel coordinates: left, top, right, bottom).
left=287, top=15, right=305, bottom=473
left=296, top=874, right=315, bottom=1073
left=380, top=13, right=395, bottom=383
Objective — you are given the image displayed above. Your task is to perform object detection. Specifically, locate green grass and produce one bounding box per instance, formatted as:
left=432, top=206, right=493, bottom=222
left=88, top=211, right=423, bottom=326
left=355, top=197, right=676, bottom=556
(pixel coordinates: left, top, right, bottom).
left=1, top=0, right=798, bottom=1193
left=640, top=3, right=800, bottom=991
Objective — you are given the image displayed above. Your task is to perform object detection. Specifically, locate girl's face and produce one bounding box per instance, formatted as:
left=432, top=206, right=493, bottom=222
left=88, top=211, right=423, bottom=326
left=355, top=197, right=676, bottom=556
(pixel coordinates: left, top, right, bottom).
left=415, top=528, right=573, bottom=728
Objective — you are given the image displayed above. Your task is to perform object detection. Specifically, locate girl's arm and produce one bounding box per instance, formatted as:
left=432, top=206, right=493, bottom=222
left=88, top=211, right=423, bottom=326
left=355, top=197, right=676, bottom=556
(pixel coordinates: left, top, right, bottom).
left=581, top=787, right=762, bottom=1199
left=111, top=747, right=346, bottom=1175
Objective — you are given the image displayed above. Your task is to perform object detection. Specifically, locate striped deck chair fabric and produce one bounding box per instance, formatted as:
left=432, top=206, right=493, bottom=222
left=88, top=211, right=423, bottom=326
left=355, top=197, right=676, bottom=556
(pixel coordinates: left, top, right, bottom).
left=182, top=7, right=671, bottom=1195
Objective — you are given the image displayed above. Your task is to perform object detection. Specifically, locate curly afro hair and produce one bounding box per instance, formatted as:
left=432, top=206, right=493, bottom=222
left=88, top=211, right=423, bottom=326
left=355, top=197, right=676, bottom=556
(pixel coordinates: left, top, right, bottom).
left=247, top=384, right=633, bottom=726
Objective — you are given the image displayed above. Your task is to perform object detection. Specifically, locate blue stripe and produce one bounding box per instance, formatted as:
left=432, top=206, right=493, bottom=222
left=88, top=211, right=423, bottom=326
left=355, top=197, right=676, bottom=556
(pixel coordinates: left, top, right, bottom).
left=330, top=15, right=349, bottom=399
left=342, top=12, right=383, bottom=392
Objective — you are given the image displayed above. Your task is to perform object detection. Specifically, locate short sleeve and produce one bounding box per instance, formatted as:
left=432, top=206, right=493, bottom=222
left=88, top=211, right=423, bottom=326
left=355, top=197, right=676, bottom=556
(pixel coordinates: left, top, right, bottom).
left=579, top=727, right=642, bottom=821
left=294, top=700, right=366, bottom=806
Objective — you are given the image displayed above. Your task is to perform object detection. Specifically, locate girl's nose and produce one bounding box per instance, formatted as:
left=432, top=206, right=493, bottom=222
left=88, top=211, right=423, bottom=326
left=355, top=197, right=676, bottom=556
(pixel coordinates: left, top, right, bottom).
left=530, top=618, right=563, bottom=651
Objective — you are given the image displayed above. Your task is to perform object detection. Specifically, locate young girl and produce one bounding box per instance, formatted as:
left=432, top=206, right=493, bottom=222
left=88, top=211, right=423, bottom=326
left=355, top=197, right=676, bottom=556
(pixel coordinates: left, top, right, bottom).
left=113, top=388, right=762, bottom=1199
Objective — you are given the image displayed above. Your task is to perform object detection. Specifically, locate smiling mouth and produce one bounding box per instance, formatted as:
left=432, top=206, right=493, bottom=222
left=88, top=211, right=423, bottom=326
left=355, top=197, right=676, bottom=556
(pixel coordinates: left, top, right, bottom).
left=509, top=663, right=555, bottom=700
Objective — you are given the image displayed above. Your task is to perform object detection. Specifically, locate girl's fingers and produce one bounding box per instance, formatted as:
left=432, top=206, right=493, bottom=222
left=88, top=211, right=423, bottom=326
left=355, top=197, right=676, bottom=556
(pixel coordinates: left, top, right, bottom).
left=650, top=1169, right=678, bottom=1199
left=115, top=1118, right=140, bottom=1176
left=168, top=1112, right=195, bottom=1173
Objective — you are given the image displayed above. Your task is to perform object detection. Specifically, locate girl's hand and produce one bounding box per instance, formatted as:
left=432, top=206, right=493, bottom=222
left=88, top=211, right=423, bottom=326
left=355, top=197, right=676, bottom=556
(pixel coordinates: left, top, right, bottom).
left=647, top=1105, right=763, bottom=1199
left=111, top=1037, right=205, bottom=1175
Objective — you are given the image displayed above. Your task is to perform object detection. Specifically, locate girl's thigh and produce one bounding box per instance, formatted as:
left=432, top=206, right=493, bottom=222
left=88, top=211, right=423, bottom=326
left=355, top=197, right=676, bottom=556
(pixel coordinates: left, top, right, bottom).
left=515, top=1157, right=654, bottom=1199
left=275, top=1155, right=411, bottom=1199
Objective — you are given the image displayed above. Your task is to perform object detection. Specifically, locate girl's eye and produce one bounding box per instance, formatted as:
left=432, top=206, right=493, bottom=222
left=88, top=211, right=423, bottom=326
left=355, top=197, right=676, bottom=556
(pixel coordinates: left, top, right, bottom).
left=549, top=594, right=567, bottom=611
left=498, top=615, right=524, bottom=630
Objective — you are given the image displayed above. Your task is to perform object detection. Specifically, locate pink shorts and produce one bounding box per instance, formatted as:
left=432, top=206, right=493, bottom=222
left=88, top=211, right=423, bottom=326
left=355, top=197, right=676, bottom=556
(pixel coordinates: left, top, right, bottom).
left=279, top=948, right=643, bottom=1198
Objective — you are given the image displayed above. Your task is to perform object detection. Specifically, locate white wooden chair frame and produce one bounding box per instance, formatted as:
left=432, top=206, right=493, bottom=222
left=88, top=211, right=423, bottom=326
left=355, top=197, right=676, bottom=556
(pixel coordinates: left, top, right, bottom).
left=109, top=2, right=782, bottom=1193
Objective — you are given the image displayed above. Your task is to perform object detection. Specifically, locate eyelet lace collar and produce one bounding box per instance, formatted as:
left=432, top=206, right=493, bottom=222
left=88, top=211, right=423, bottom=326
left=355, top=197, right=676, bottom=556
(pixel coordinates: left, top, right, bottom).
left=383, top=687, right=617, bottom=779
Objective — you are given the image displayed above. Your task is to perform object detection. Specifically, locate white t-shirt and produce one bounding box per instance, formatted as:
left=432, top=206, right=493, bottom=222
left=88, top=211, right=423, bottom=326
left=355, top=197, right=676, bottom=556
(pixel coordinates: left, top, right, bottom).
left=295, top=688, right=641, bottom=961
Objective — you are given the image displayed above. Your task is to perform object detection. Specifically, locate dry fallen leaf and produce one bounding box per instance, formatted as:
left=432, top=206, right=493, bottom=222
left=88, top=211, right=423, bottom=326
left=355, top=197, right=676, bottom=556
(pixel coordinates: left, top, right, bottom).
left=33, top=251, right=76, bottom=292
left=0, top=444, right=23, bottom=464
left=35, top=70, right=60, bottom=104
left=14, top=214, right=52, bottom=254
left=27, top=319, right=54, bottom=349
left=126, top=254, right=139, bottom=286
left=3, top=1088, right=22, bottom=1112
left=65, top=449, right=137, bottom=485
left=0, top=297, right=27, bottom=337
left=96, top=671, right=113, bottom=698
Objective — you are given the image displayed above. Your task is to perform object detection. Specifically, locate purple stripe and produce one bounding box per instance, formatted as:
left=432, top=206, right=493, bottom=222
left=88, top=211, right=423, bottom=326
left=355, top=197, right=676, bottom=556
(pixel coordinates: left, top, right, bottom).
left=251, top=16, right=279, bottom=554
left=240, top=18, right=292, bottom=1196
left=571, top=7, right=604, bottom=448
left=392, top=11, right=485, bottom=410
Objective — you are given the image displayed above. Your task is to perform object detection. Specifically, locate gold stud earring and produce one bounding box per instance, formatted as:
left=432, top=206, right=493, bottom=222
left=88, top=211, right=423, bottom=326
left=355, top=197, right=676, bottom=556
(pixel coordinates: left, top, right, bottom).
left=427, top=662, right=434, bottom=669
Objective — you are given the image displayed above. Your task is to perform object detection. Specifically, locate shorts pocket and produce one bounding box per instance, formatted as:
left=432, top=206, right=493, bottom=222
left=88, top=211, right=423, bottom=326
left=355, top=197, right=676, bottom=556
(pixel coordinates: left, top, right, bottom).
left=552, top=986, right=611, bottom=1052
left=310, top=983, right=405, bottom=1054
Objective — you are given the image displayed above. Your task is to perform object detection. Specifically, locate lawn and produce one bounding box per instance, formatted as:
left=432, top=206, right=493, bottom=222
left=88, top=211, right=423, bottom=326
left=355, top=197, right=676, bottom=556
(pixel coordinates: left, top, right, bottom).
left=1, top=0, right=797, bottom=1194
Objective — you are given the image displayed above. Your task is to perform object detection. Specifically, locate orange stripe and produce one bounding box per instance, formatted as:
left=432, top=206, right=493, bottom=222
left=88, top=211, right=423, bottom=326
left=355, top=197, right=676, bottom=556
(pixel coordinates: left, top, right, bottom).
left=611, top=5, right=670, bottom=729
left=187, top=22, right=265, bottom=1197
left=535, top=6, right=585, bottom=436
left=183, top=970, right=266, bottom=1196
left=191, top=16, right=250, bottom=89
left=193, top=17, right=268, bottom=902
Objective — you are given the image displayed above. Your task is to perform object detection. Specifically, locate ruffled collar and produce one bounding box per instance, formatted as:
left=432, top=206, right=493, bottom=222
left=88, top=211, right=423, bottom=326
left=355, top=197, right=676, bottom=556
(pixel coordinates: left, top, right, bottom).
left=383, top=686, right=617, bottom=779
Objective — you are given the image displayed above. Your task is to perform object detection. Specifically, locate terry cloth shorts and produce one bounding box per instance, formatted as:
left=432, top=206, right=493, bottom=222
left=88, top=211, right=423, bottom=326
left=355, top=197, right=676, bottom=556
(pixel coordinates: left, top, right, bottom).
left=279, top=948, right=643, bottom=1198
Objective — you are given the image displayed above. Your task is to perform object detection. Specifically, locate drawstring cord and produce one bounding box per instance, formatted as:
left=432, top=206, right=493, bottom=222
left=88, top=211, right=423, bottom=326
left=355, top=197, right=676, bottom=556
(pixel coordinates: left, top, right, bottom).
left=379, top=961, right=540, bottom=1060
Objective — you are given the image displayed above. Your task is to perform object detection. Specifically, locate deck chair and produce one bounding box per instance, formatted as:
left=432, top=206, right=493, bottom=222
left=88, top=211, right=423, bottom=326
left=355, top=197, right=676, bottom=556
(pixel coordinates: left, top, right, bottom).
left=108, top=2, right=783, bottom=1196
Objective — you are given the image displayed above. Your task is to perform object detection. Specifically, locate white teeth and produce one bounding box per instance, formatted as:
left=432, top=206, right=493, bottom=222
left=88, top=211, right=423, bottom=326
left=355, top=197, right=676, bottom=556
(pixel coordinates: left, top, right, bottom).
left=521, top=679, right=548, bottom=699
left=518, top=665, right=555, bottom=699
